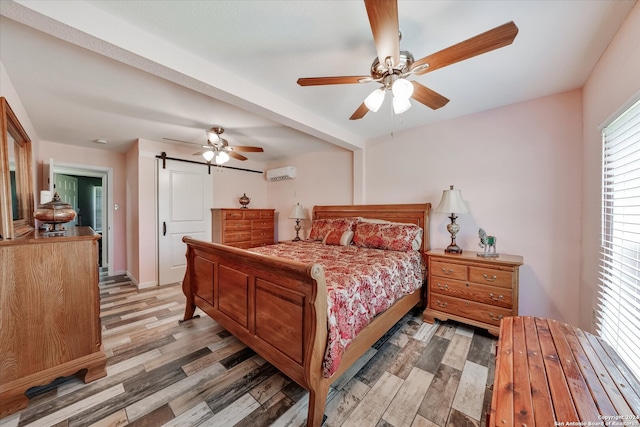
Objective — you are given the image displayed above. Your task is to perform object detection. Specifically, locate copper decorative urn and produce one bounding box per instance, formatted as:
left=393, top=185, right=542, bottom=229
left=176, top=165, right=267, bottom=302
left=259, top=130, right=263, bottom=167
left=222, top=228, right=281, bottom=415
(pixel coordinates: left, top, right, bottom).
left=239, top=193, right=251, bottom=209
left=34, top=192, right=76, bottom=233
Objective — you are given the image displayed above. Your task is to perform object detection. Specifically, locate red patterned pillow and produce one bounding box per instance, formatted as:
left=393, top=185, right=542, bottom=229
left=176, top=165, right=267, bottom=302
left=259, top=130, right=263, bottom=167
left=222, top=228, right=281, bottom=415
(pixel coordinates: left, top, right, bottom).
left=352, top=222, right=422, bottom=252
left=308, top=218, right=358, bottom=241
left=323, top=230, right=354, bottom=246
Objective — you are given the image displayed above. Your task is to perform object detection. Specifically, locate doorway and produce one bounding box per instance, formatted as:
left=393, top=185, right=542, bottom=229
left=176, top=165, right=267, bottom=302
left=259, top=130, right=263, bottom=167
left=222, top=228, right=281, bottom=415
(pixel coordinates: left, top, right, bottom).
left=45, top=159, right=114, bottom=275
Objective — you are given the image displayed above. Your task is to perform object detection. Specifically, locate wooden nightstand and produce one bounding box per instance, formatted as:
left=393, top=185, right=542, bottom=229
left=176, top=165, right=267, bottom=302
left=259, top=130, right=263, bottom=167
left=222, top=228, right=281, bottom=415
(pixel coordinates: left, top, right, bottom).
left=423, top=249, right=523, bottom=335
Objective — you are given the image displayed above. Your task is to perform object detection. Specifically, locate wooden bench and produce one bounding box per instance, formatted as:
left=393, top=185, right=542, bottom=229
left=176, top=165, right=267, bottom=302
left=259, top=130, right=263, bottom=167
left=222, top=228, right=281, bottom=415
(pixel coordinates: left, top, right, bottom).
left=489, top=316, right=640, bottom=426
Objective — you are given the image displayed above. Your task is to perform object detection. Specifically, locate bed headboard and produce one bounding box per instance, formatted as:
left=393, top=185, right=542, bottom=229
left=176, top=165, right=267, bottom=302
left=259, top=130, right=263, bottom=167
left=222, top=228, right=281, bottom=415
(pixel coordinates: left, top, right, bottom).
left=312, top=203, right=431, bottom=253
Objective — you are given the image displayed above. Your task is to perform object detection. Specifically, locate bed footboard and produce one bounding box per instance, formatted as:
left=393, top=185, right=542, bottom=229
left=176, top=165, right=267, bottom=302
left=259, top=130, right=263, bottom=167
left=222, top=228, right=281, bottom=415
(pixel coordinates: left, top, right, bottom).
left=181, top=237, right=329, bottom=423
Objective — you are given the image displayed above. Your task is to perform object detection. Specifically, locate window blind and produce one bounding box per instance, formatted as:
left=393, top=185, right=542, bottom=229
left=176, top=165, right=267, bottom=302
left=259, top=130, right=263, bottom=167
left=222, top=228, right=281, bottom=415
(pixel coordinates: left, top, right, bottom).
left=598, top=98, right=640, bottom=381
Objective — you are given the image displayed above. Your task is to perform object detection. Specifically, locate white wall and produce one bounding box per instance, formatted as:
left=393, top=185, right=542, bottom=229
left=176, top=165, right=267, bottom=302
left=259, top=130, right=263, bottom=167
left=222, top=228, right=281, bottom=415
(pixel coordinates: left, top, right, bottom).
left=580, top=3, right=640, bottom=332
left=365, top=90, right=583, bottom=325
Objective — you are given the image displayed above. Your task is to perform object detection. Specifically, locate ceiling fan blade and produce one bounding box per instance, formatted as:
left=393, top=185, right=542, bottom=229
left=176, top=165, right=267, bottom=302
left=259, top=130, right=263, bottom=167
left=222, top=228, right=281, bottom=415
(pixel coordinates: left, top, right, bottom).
left=297, top=76, right=371, bottom=86
left=192, top=150, right=208, bottom=156
left=365, top=0, right=400, bottom=67
left=349, top=102, right=370, bottom=120
left=411, top=21, right=519, bottom=75
left=228, top=146, right=264, bottom=153
left=227, top=151, right=247, bottom=161
left=411, top=81, right=450, bottom=110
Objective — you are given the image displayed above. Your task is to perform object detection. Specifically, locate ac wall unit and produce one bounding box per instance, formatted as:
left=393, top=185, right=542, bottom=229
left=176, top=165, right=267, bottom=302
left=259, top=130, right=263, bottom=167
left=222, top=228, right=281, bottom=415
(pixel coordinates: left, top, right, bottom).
left=266, top=166, right=296, bottom=181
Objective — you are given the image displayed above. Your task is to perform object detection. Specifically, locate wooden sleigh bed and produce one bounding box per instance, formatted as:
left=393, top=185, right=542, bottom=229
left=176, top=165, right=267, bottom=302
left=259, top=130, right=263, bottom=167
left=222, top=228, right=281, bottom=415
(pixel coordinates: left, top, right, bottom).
left=181, top=203, right=430, bottom=426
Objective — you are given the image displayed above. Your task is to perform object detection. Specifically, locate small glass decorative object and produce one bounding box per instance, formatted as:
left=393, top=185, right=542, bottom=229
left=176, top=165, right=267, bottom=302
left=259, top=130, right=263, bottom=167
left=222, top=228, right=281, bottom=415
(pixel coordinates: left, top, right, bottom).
left=239, top=193, right=251, bottom=209
left=34, top=192, right=77, bottom=235
left=478, top=228, right=499, bottom=257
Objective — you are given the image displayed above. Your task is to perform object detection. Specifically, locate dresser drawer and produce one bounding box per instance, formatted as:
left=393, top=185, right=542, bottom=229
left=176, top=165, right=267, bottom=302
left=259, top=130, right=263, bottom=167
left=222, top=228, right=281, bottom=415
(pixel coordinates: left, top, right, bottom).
left=430, top=277, right=513, bottom=309
left=429, top=294, right=513, bottom=327
left=252, top=229, right=274, bottom=241
left=243, top=210, right=260, bottom=219
left=252, top=219, right=273, bottom=229
left=431, top=260, right=467, bottom=281
left=224, top=230, right=252, bottom=243
left=260, top=211, right=274, bottom=219
left=224, top=210, right=245, bottom=219
left=468, top=266, right=513, bottom=288
left=225, top=220, right=251, bottom=231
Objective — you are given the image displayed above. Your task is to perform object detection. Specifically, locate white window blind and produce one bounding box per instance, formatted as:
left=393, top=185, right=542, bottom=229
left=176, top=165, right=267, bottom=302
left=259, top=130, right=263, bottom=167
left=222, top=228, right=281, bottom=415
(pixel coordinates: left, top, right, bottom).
left=598, top=98, right=640, bottom=381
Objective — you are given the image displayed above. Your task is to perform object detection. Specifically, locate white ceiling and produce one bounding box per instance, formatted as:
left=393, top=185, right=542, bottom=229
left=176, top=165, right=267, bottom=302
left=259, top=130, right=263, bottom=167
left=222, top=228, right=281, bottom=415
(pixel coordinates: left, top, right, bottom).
left=0, top=0, right=636, bottom=163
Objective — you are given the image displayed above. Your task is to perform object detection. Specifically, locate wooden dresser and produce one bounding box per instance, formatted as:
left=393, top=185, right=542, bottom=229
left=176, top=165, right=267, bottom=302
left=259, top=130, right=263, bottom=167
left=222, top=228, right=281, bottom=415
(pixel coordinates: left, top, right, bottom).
left=211, top=208, right=275, bottom=249
left=424, top=249, right=523, bottom=335
left=0, top=227, right=106, bottom=417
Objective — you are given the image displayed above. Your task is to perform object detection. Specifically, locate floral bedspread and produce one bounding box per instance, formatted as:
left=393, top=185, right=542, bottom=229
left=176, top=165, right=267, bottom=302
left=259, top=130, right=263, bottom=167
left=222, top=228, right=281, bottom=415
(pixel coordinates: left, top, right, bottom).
left=249, top=241, right=426, bottom=377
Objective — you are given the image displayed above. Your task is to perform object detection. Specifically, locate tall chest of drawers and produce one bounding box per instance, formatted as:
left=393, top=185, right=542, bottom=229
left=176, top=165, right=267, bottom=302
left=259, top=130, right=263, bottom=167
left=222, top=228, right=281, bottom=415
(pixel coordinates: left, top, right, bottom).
left=211, top=208, right=275, bottom=249
left=424, top=249, right=523, bottom=335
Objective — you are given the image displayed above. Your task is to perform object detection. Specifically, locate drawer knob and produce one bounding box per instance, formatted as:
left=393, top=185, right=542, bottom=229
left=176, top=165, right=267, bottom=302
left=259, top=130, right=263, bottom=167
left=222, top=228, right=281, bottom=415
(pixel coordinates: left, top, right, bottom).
left=436, top=300, right=448, bottom=308
left=441, top=268, right=454, bottom=275
left=436, top=283, right=449, bottom=290
left=489, top=312, right=503, bottom=321
left=489, top=293, right=504, bottom=301
left=483, top=274, right=498, bottom=282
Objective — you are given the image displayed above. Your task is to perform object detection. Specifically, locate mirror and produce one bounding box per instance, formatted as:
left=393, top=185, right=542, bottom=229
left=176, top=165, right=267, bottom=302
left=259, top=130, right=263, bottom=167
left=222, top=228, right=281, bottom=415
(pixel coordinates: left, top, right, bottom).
left=0, top=97, right=35, bottom=239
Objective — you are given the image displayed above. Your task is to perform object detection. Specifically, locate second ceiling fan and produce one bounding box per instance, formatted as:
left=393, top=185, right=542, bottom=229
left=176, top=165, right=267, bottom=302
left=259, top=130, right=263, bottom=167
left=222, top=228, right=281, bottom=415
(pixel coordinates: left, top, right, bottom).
left=297, top=0, right=518, bottom=120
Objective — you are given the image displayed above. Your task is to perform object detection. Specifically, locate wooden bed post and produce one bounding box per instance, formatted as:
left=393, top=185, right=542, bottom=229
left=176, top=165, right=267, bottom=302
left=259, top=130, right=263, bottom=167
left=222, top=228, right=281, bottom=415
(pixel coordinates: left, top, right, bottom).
left=181, top=243, right=197, bottom=321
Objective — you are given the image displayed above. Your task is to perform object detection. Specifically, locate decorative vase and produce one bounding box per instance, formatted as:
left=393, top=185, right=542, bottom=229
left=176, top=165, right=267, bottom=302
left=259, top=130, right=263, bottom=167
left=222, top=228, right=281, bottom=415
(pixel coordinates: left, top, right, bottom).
left=34, top=192, right=76, bottom=232
left=239, top=193, right=251, bottom=209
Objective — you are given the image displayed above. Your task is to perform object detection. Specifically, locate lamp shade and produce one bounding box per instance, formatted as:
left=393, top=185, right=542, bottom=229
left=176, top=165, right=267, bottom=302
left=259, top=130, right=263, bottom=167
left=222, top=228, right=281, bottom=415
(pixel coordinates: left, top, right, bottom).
left=364, top=88, right=386, bottom=112
left=289, top=203, right=306, bottom=220
left=434, top=185, right=469, bottom=214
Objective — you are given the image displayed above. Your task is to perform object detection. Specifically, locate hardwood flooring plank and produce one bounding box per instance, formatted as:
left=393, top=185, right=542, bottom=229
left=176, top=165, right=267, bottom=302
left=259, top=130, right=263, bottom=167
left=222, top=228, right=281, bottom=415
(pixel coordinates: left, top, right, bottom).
left=452, top=360, right=488, bottom=421
left=107, top=349, right=162, bottom=376
left=441, top=334, right=472, bottom=371
left=387, top=338, right=430, bottom=380
left=330, top=348, right=376, bottom=391
left=415, top=335, right=450, bottom=374
left=446, top=408, right=480, bottom=427
left=107, top=336, right=175, bottom=366
left=204, top=393, right=260, bottom=427
left=160, top=401, right=213, bottom=427
left=86, top=409, right=127, bottom=427
left=124, top=363, right=226, bottom=422
left=219, top=346, right=257, bottom=370
left=413, top=321, right=439, bottom=343
left=182, top=338, right=246, bottom=376
left=249, top=373, right=292, bottom=405
left=323, top=378, right=371, bottom=427
left=342, top=371, right=403, bottom=427
left=125, top=404, right=174, bottom=427
left=167, top=358, right=260, bottom=417
left=356, top=343, right=402, bottom=387
left=20, top=385, right=125, bottom=427
left=417, top=363, right=462, bottom=426
left=466, top=330, right=495, bottom=367
left=383, top=366, right=434, bottom=427
left=411, top=414, right=440, bottom=427
left=435, top=323, right=456, bottom=340
left=233, top=391, right=295, bottom=427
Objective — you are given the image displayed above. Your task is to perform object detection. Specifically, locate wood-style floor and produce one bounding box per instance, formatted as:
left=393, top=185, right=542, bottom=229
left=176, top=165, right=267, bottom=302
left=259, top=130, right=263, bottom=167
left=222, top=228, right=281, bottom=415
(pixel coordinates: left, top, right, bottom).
left=2, top=274, right=497, bottom=427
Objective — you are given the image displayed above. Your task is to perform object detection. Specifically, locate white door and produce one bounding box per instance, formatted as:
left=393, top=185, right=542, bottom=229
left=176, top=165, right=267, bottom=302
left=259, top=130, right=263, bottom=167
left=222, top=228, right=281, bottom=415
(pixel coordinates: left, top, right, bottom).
left=55, top=173, right=78, bottom=227
left=158, top=159, right=213, bottom=285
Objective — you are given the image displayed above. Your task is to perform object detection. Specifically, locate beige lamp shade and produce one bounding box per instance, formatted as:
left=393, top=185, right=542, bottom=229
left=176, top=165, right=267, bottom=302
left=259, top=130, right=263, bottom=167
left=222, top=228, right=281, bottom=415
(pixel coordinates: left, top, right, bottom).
left=434, top=185, right=469, bottom=214
left=289, top=203, right=306, bottom=219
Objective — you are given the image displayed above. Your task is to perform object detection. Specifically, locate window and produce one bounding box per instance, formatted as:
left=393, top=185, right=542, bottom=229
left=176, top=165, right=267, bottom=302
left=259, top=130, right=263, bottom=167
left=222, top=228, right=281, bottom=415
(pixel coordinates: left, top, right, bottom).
left=598, top=98, right=640, bottom=380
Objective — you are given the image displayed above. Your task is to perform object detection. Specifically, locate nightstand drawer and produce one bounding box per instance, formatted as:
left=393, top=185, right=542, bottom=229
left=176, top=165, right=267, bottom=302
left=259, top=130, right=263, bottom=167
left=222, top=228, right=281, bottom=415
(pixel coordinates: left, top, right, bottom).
left=431, top=261, right=467, bottom=280
left=429, top=294, right=513, bottom=327
left=468, top=266, right=513, bottom=288
left=430, top=277, right=513, bottom=309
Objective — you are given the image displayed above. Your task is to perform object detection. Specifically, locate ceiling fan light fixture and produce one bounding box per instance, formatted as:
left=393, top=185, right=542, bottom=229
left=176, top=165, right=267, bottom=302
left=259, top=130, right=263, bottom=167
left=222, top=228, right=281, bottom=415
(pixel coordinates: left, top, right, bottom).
left=364, top=88, right=386, bottom=112
left=392, top=78, right=414, bottom=99
left=215, top=151, right=230, bottom=165
left=202, top=150, right=215, bottom=162
left=393, top=96, right=411, bottom=115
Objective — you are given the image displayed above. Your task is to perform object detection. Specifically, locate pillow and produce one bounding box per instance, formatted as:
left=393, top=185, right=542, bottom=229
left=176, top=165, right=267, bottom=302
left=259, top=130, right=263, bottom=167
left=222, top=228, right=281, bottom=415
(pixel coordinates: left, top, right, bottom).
left=357, top=217, right=423, bottom=250
left=352, top=222, right=423, bottom=252
left=308, top=218, right=358, bottom=241
left=323, top=229, right=354, bottom=246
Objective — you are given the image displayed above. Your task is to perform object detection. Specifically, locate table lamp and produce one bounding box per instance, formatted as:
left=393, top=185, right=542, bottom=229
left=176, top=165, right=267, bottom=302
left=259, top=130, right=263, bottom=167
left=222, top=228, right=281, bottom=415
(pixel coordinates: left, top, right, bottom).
left=434, top=185, right=469, bottom=253
left=289, top=203, right=306, bottom=241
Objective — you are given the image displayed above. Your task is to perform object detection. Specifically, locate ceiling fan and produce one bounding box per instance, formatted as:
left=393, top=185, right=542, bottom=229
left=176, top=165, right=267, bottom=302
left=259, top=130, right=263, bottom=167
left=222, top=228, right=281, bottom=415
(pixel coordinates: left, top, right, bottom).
left=164, top=126, right=264, bottom=165
left=297, top=0, right=518, bottom=120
